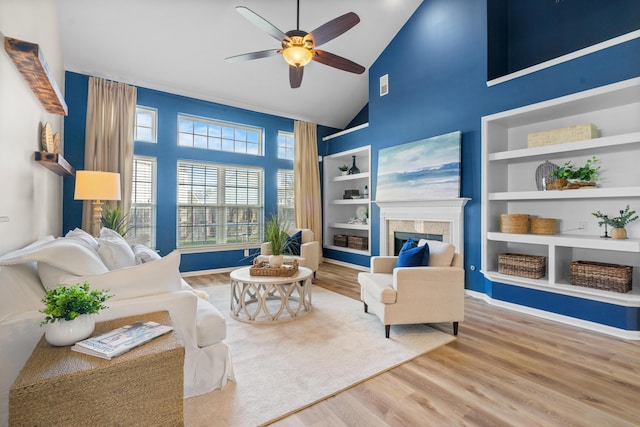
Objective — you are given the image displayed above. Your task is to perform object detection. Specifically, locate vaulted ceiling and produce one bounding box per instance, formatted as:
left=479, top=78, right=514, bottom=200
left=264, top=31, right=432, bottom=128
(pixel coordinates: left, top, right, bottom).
left=56, top=0, right=423, bottom=129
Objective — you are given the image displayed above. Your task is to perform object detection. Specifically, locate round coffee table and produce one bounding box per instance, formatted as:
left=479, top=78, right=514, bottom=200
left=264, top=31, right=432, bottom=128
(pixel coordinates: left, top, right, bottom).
left=230, top=266, right=313, bottom=323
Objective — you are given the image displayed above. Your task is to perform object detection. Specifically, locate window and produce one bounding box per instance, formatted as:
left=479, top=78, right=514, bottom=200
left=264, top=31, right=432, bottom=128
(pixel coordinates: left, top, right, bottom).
left=135, top=106, right=157, bottom=143
left=177, top=115, right=262, bottom=155
left=129, top=157, right=156, bottom=247
left=277, top=131, right=294, bottom=160
left=277, top=169, right=295, bottom=227
left=177, top=161, right=263, bottom=248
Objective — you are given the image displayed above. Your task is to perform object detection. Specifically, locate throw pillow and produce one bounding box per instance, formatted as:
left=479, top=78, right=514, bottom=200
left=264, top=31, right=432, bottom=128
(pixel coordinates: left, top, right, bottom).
left=96, top=228, right=136, bottom=270
left=284, top=230, right=302, bottom=256
left=419, top=239, right=456, bottom=267
left=396, top=238, right=429, bottom=267
left=65, top=228, right=99, bottom=251
left=59, top=250, right=183, bottom=301
left=131, top=244, right=161, bottom=264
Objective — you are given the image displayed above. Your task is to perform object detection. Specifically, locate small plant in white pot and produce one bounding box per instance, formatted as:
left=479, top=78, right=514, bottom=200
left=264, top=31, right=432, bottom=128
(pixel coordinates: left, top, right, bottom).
left=592, top=205, right=638, bottom=240
left=264, top=215, right=290, bottom=268
left=40, top=282, right=112, bottom=346
left=338, top=165, right=349, bottom=176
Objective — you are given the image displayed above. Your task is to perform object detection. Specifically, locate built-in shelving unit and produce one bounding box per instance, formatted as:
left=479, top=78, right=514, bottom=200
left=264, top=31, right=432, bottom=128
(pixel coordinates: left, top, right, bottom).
left=481, top=77, right=640, bottom=307
left=34, top=152, right=75, bottom=176
left=323, top=146, right=371, bottom=255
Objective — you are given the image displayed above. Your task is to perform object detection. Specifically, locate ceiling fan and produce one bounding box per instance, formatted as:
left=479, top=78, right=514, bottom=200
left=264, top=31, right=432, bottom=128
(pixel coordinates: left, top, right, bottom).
left=225, top=0, right=365, bottom=88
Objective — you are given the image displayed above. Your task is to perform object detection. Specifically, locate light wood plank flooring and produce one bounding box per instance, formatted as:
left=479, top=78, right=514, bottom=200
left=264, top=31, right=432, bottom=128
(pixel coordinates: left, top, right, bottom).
left=185, top=262, right=640, bottom=426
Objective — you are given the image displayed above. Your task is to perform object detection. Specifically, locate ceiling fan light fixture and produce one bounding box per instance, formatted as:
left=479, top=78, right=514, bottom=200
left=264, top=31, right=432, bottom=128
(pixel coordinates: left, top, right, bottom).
left=282, top=46, right=312, bottom=67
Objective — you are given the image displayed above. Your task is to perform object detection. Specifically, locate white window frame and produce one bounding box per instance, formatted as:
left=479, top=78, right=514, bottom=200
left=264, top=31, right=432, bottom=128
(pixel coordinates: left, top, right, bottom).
left=177, top=114, right=263, bottom=156
left=177, top=161, right=264, bottom=250
left=277, top=131, right=295, bottom=160
left=135, top=106, right=157, bottom=143
left=277, top=169, right=295, bottom=228
left=130, top=156, right=157, bottom=247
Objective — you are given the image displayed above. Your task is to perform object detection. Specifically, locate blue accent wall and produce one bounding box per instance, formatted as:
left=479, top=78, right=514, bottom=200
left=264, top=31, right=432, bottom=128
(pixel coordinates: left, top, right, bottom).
left=321, top=0, right=640, bottom=329
left=63, top=72, right=294, bottom=271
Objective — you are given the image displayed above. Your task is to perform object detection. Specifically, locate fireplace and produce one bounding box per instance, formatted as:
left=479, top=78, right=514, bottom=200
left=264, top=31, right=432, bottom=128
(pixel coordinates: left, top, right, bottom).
left=393, top=231, right=443, bottom=255
left=375, top=199, right=470, bottom=256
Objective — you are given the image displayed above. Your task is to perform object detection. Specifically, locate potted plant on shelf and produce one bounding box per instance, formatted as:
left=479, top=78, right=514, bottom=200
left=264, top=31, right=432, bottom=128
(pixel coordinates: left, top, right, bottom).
left=264, top=215, right=290, bottom=268
left=547, top=156, right=600, bottom=190
left=592, top=205, right=638, bottom=240
left=338, top=165, right=349, bottom=176
left=40, top=282, right=113, bottom=346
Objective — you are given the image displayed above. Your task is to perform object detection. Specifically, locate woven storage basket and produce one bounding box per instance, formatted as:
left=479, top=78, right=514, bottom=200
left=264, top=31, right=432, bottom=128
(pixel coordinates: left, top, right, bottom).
left=570, top=261, right=632, bottom=293
left=498, top=253, right=546, bottom=279
left=527, top=123, right=598, bottom=148
left=250, top=258, right=299, bottom=276
left=500, top=214, right=530, bottom=234
left=333, top=234, right=348, bottom=247
left=348, top=236, right=368, bottom=250
left=530, top=218, right=557, bottom=235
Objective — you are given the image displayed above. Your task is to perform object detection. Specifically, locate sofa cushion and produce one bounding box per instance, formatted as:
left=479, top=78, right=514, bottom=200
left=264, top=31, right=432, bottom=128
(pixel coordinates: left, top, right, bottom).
left=0, top=264, right=46, bottom=316
left=419, top=239, right=455, bottom=267
left=195, top=298, right=227, bottom=347
left=131, top=244, right=161, bottom=264
left=59, top=250, right=182, bottom=301
left=96, top=228, right=137, bottom=270
left=396, top=238, right=429, bottom=267
left=358, top=272, right=396, bottom=304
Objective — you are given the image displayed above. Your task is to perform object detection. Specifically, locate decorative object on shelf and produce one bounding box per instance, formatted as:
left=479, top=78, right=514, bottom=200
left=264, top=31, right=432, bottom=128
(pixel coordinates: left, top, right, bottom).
left=348, top=236, right=368, bottom=250
left=53, top=133, right=60, bottom=153
left=363, top=185, right=369, bottom=198
left=348, top=155, right=360, bottom=175
left=530, top=218, right=557, bottom=235
left=527, top=123, right=598, bottom=148
left=249, top=258, right=299, bottom=277
left=535, top=160, right=558, bottom=191
left=498, top=253, right=546, bottom=279
left=264, top=214, right=290, bottom=267
left=570, top=260, right=632, bottom=293
left=592, top=205, right=638, bottom=240
left=333, top=234, right=348, bottom=247
left=499, top=214, right=530, bottom=234
left=377, top=131, right=461, bottom=200
left=40, top=282, right=112, bottom=346
left=547, top=156, right=600, bottom=190
left=356, top=206, right=367, bottom=220
left=34, top=151, right=75, bottom=176
left=338, top=165, right=349, bottom=175
left=4, top=36, right=68, bottom=115
left=41, top=122, right=54, bottom=152
left=343, top=189, right=359, bottom=199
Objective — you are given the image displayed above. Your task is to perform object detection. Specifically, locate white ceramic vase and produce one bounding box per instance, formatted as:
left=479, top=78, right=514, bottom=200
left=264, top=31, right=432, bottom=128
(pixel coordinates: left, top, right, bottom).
left=45, top=314, right=95, bottom=346
left=269, top=254, right=284, bottom=268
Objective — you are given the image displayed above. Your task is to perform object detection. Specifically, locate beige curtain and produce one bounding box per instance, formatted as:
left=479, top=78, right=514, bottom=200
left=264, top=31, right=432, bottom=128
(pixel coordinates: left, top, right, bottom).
left=293, top=121, right=322, bottom=253
left=82, top=77, right=137, bottom=234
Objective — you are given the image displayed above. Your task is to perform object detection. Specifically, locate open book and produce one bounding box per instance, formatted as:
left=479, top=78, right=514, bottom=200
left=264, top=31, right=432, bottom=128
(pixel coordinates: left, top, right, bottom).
left=71, top=320, right=173, bottom=360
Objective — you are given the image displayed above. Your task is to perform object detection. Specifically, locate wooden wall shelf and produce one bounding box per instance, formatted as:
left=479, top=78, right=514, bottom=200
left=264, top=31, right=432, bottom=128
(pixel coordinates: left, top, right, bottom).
left=4, top=36, right=68, bottom=115
left=34, top=152, right=75, bottom=176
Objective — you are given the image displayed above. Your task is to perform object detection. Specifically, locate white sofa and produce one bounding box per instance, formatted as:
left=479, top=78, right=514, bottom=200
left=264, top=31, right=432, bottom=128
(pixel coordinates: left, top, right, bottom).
left=0, top=230, right=235, bottom=426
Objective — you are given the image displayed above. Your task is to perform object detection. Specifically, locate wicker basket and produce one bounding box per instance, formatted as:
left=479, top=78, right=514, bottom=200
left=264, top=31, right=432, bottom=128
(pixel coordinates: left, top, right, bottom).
left=530, top=218, right=557, bottom=235
left=498, top=253, right=546, bottom=279
left=500, top=214, right=530, bottom=234
left=334, top=234, right=348, bottom=247
left=348, top=236, right=368, bottom=250
left=250, top=258, right=299, bottom=276
left=570, top=261, right=632, bottom=293
left=527, top=123, right=598, bottom=148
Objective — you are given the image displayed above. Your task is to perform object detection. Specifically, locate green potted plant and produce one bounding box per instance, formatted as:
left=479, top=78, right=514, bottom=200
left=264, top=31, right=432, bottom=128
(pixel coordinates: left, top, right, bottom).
left=264, top=214, right=290, bottom=267
left=548, top=156, right=600, bottom=190
left=100, top=204, right=131, bottom=237
left=338, top=165, right=349, bottom=176
left=40, top=282, right=113, bottom=346
left=592, top=205, right=638, bottom=239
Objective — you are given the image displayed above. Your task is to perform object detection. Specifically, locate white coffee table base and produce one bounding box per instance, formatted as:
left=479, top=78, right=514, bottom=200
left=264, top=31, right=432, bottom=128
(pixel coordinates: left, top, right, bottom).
left=230, top=266, right=313, bottom=323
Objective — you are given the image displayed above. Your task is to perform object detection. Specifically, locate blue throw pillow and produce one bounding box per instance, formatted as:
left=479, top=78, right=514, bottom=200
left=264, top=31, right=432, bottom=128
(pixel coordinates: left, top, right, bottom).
left=396, top=238, right=430, bottom=267
left=284, top=230, right=302, bottom=256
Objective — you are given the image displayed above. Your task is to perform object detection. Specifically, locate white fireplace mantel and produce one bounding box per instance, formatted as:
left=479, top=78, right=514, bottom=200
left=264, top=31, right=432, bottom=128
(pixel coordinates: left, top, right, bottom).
left=374, top=198, right=470, bottom=256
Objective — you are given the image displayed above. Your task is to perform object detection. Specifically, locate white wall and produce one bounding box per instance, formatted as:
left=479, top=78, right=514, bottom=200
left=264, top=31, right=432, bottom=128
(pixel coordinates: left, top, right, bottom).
left=0, top=0, right=65, bottom=254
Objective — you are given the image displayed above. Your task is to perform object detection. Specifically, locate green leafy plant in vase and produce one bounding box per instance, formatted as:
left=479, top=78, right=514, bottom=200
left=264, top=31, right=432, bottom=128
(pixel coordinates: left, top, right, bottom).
left=592, top=205, right=638, bottom=240
left=40, top=282, right=113, bottom=346
left=338, top=165, right=349, bottom=175
left=264, top=214, right=291, bottom=267
left=100, top=204, right=131, bottom=237
left=548, top=156, right=600, bottom=190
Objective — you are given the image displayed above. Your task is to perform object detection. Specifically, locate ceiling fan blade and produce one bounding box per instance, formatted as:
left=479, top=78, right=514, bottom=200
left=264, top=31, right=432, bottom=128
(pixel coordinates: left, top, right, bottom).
left=307, top=12, right=360, bottom=47
left=312, top=50, right=365, bottom=74
left=225, top=49, right=281, bottom=62
left=236, top=6, right=289, bottom=42
left=289, top=65, right=304, bottom=89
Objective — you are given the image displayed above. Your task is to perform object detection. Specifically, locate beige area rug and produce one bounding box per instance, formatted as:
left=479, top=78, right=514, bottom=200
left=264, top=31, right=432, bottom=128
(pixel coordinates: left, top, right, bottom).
left=184, top=284, right=455, bottom=427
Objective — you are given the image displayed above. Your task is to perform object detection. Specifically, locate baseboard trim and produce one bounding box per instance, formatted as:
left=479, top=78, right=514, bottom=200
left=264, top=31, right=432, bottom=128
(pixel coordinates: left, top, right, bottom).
left=465, top=290, right=640, bottom=340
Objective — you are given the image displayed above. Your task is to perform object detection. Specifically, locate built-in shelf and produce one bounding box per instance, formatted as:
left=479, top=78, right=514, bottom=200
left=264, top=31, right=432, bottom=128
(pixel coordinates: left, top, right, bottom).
left=4, top=36, right=68, bottom=115
left=487, top=232, right=640, bottom=252
left=34, top=152, right=75, bottom=176
left=329, top=222, right=369, bottom=231
left=489, top=187, right=640, bottom=200
left=331, top=199, right=370, bottom=205
left=333, top=172, right=369, bottom=182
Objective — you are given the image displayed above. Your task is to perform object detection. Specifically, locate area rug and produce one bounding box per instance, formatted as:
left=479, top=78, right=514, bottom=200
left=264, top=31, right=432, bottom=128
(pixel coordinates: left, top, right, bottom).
left=184, top=284, right=455, bottom=427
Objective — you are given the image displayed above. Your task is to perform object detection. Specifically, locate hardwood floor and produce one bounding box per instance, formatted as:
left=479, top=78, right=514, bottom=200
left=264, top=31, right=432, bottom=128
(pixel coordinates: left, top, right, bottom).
left=185, top=262, right=640, bottom=426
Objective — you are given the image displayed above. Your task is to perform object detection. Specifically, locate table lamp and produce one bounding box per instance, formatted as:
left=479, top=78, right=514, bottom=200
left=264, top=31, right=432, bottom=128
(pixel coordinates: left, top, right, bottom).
left=74, top=170, right=122, bottom=228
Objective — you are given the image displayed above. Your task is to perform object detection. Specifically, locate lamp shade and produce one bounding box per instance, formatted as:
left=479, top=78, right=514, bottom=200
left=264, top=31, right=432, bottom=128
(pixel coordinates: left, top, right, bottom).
left=282, top=46, right=312, bottom=67
left=74, top=171, right=122, bottom=201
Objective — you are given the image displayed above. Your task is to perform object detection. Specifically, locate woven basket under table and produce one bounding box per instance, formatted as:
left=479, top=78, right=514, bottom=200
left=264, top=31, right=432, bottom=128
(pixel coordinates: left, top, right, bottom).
left=570, top=261, right=632, bottom=293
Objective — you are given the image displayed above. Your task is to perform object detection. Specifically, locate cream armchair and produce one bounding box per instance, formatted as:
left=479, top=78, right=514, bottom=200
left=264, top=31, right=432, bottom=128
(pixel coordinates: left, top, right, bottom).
left=358, top=241, right=464, bottom=338
left=260, top=228, right=320, bottom=277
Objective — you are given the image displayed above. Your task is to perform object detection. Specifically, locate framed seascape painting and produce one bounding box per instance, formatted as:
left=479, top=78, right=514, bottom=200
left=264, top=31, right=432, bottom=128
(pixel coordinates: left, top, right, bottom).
left=376, top=131, right=461, bottom=201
